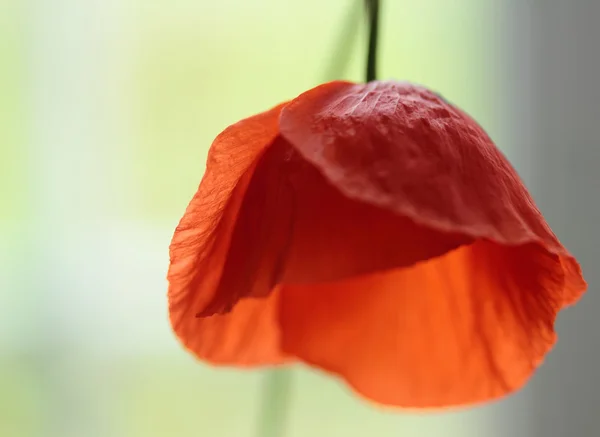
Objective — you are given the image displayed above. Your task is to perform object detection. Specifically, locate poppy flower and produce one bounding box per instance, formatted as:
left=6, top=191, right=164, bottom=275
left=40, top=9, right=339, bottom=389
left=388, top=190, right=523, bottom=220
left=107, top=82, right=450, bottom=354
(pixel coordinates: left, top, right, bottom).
left=167, top=80, right=586, bottom=409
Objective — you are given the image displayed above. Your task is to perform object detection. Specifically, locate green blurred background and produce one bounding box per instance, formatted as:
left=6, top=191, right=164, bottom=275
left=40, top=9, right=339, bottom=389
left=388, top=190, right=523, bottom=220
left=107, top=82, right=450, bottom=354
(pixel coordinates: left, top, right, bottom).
left=1, top=0, right=510, bottom=436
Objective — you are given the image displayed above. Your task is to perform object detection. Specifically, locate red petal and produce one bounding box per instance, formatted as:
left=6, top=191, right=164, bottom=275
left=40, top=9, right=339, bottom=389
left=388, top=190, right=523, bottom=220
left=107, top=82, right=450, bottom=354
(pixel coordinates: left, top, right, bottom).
left=279, top=241, right=568, bottom=408
left=281, top=144, right=473, bottom=284
left=168, top=103, right=288, bottom=365
left=280, top=81, right=566, bottom=251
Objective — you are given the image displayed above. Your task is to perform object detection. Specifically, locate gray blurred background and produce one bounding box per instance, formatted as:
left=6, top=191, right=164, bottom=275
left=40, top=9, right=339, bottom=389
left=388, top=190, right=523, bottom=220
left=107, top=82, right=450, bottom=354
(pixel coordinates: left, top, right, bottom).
left=503, top=1, right=600, bottom=436
left=0, top=0, right=597, bottom=436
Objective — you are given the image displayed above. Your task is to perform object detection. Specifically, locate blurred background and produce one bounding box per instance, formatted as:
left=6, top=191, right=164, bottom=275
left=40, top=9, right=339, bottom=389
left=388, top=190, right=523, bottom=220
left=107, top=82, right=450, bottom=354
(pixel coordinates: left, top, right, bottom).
left=1, top=0, right=598, bottom=436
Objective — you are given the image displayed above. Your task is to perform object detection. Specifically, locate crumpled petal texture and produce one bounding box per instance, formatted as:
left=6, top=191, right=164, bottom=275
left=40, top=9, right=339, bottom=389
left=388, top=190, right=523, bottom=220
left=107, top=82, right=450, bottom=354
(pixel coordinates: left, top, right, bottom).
left=167, top=80, right=586, bottom=408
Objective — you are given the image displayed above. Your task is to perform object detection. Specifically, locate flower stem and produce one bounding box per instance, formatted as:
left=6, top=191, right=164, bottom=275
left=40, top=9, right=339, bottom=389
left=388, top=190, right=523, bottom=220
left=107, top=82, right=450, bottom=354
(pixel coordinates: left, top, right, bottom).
left=365, top=0, right=380, bottom=82
left=253, top=368, right=294, bottom=437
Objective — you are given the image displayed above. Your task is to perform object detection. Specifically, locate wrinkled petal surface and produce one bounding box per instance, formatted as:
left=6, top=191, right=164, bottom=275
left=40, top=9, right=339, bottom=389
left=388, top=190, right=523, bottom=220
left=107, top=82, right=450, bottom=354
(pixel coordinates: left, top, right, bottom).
left=280, top=81, right=555, bottom=245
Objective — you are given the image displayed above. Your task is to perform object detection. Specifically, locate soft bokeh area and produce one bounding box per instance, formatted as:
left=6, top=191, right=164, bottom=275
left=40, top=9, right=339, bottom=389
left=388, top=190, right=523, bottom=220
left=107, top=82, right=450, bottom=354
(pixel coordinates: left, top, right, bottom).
left=1, top=1, right=598, bottom=437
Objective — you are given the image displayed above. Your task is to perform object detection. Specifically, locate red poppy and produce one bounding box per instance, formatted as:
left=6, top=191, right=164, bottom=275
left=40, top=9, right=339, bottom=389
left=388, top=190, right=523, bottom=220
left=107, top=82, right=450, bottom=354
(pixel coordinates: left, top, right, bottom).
left=167, top=80, right=586, bottom=409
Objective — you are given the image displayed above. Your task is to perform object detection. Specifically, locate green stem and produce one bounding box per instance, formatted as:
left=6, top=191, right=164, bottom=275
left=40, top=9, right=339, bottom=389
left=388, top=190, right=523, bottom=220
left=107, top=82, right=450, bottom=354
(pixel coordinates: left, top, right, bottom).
left=365, top=0, right=380, bottom=82
left=253, top=368, right=294, bottom=437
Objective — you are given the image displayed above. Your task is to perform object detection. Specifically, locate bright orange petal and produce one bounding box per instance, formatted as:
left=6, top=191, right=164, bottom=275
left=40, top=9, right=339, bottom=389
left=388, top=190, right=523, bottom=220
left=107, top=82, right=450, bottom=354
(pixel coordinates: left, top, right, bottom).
left=168, top=103, right=288, bottom=365
left=279, top=241, right=567, bottom=408
left=181, top=289, right=288, bottom=366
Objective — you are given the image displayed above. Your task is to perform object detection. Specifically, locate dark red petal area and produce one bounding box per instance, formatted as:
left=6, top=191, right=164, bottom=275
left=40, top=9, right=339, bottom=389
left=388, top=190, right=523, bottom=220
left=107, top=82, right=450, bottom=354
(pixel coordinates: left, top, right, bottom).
left=279, top=80, right=585, bottom=304
left=167, top=103, right=289, bottom=365
left=281, top=145, right=473, bottom=285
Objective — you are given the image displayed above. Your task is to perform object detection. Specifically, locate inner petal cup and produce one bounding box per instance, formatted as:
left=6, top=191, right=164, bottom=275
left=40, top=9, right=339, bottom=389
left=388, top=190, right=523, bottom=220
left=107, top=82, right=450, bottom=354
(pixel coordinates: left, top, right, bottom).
left=216, top=137, right=474, bottom=299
